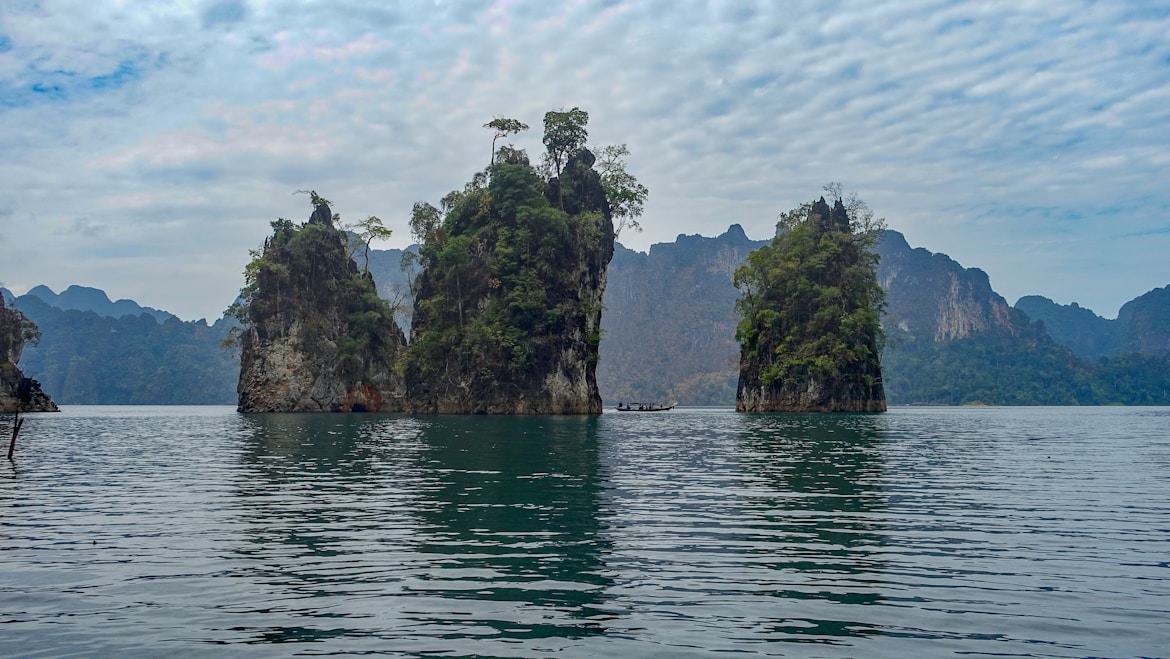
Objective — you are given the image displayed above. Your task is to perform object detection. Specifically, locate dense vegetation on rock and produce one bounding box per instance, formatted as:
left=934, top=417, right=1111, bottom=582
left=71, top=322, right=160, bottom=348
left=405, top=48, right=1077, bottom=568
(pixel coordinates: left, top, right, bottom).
left=233, top=195, right=407, bottom=412
left=734, top=193, right=886, bottom=412
left=882, top=323, right=1170, bottom=406
left=1089, top=352, right=1170, bottom=404
left=405, top=109, right=618, bottom=413
left=881, top=319, right=1099, bottom=405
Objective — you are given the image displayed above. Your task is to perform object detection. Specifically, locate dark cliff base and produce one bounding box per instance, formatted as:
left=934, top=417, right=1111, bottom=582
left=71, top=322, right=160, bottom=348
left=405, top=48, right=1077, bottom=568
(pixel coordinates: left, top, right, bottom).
left=735, top=386, right=887, bottom=413
left=736, top=368, right=887, bottom=413
left=1, top=376, right=59, bottom=413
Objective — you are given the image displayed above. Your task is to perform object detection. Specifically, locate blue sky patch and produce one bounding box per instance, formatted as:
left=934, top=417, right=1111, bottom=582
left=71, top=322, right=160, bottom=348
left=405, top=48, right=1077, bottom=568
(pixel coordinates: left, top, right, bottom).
left=1, top=57, right=146, bottom=110
left=89, top=60, right=142, bottom=90
left=202, top=0, right=248, bottom=28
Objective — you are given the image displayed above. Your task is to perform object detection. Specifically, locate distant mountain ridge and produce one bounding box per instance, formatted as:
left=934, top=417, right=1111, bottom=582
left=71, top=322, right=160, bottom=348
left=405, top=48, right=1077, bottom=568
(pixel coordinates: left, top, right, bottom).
left=1013, top=296, right=1124, bottom=360
left=1014, top=285, right=1170, bottom=360
left=1117, top=285, right=1170, bottom=356
left=10, top=285, right=176, bottom=323
left=10, top=293, right=236, bottom=405
left=8, top=227, right=1169, bottom=406
left=598, top=224, right=761, bottom=405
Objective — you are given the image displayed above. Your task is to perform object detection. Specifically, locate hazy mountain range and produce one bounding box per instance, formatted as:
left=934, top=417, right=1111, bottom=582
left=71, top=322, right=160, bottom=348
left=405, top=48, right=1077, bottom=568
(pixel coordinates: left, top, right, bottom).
left=5, top=227, right=1168, bottom=406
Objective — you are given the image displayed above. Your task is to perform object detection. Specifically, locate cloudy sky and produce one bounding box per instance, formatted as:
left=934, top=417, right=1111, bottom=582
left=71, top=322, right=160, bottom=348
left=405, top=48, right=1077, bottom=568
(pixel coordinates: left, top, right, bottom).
left=2, top=0, right=1168, bottom=321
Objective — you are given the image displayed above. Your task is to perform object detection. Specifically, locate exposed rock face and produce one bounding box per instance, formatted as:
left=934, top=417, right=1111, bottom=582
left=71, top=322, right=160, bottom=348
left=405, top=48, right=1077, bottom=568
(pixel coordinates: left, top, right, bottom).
left=736, top=359, right=886, bottom=412
left=406, top=153, right=614, bottom=414
left=598, top=225, right=761, bottom=405
left=236, top=205, right=408, bottom=412
left=1117, top=285, right=1170, bottom=356
left=1, top=297, right=58, bottom=412
left=877, top=230, right=1015, bottom=341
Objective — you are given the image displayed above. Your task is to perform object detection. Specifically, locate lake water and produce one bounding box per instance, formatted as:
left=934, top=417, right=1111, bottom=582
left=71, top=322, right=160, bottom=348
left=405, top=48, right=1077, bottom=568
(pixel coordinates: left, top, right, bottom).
left=2, top=406, right=1168, bottom=657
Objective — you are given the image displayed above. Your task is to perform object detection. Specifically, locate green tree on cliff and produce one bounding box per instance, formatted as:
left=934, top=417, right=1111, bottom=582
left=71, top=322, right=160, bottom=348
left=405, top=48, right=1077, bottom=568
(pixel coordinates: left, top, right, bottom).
left=484, top=116, right=529, bottom=166
left=734, top=185, right=886, bottom=410
left=350, top=215, right=393, bottom=275
left=595, top=144, right=648, bottom=239
left=542, top=107, right=589, bottom=210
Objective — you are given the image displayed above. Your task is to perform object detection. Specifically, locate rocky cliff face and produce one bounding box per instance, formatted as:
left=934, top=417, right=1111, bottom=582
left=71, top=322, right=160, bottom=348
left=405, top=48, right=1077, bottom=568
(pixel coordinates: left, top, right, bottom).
left=1, top=297, right=58, bottom=412
left=736, top=366, right=886, bottom=412
left=877, top=230, right=1015, bottom=341
left=1117, top=285, right=1170, bottom=356
left=406, top=152, right=614, bottom=414
left=599, top=225, right=762, bottom=405
left=236, top=204, right=408, bottom=412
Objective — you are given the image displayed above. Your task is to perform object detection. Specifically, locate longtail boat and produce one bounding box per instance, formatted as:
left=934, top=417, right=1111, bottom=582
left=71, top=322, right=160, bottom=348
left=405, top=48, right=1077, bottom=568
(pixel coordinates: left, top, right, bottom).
left=614, top=402, right=676, bottom=412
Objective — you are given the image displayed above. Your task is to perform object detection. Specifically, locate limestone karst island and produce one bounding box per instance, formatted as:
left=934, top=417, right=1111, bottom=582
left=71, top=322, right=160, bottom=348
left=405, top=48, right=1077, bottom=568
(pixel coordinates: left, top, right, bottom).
left=226, top=110, right=889, bottom=415
left=734, top=195, right=887, bottom=412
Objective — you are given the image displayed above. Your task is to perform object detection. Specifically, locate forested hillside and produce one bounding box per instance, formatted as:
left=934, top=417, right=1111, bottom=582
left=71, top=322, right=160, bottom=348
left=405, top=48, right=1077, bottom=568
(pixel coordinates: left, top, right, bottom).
left=10, top=294, right=237, bottom=405
left=1015, top=295, right=1124, bottom=360
left=598, top=228, right=1170, bottom=406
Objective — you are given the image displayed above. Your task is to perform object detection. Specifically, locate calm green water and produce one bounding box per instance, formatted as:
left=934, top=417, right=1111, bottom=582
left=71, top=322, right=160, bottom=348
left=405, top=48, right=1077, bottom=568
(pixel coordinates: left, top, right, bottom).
left=2, top=406, right=1168, bottom=657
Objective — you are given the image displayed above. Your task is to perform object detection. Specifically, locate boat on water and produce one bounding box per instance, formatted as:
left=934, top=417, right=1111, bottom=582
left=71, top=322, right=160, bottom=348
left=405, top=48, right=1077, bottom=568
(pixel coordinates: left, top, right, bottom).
left=614, top=402, right=676, bottom=412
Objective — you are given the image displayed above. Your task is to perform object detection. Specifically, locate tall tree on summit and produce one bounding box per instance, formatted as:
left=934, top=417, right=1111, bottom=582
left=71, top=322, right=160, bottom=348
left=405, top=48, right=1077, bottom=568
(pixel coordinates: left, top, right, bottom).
left=542, top=107, right=589, bottom=210
left=484, top=116, right=529, bottom=166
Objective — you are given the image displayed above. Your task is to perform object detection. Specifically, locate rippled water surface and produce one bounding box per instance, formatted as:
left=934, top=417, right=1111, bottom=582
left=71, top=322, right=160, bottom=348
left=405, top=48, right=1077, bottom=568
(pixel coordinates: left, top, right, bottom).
left=2, top=406, right=1169, bottom=657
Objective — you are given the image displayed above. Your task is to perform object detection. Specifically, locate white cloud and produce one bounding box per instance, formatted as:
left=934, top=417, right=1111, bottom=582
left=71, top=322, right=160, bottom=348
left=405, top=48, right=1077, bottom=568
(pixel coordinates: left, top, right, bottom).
left=1, top=0, right=1167, bottom=320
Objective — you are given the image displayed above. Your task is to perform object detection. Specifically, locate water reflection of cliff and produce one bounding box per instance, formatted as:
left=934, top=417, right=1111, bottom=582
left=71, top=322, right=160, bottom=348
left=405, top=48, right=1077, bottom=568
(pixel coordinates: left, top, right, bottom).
left=407, top=415, right=612, bottom=642
left=735, top=413, right=889, bottom=642
left=226, top=413, right=610, bottom=650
